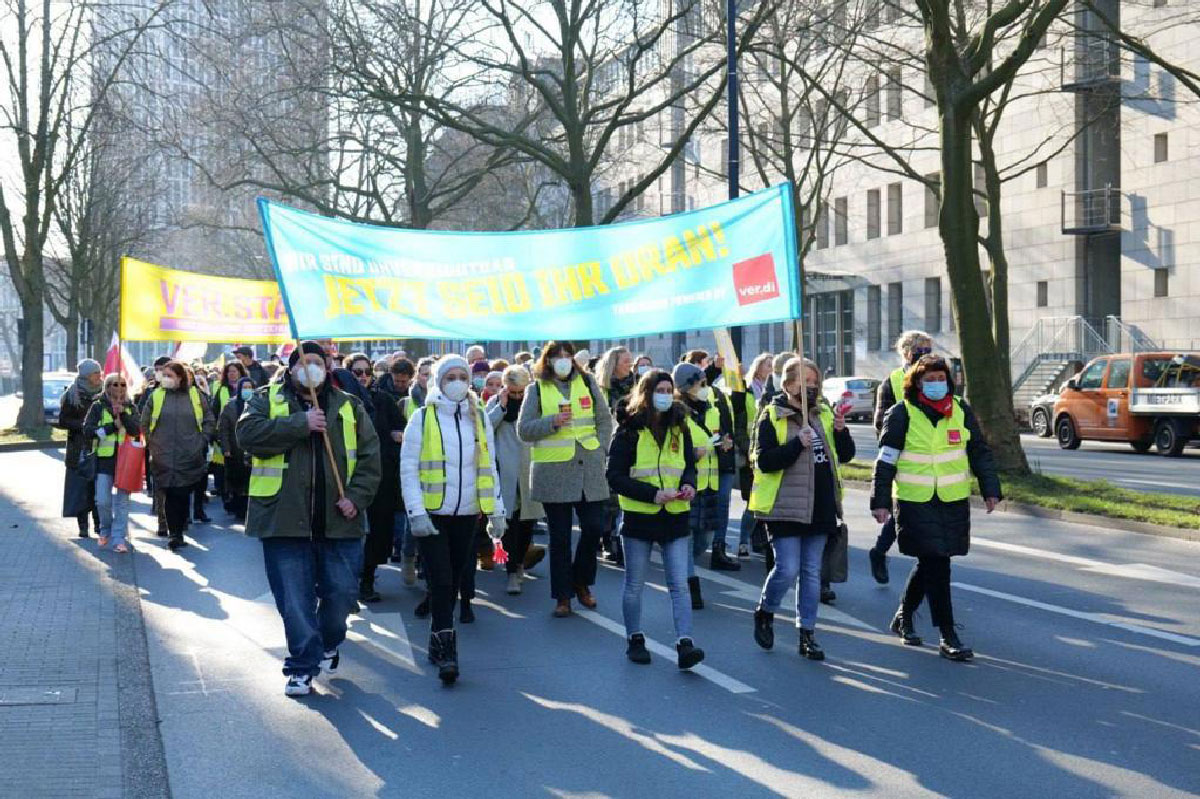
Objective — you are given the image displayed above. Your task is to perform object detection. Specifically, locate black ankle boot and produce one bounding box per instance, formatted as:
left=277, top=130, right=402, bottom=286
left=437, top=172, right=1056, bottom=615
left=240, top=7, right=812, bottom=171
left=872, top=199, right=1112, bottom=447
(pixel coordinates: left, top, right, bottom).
left=709, top=541, right=741, bottom=572
left=358, top=573, right=381, bottom=604
left=798, top=628, right=825, bottom=661
left=414, top=593, right=431, bottom=619
left=889, top=610, right=922, bottom=646
left=869, top=548, right=890, bottom=584
left=753, top=608, right=774, bottom=650
left=435, top=630, right=459, bottom=684
left=687, top=576, right=704, bottom=610
left=459, top=599, right=475, bottom=624
left=676, top=638, right=705, bottom=670
left=939, top=627, right=973, bottom=662
left=626, top=633, right=651, bottom=664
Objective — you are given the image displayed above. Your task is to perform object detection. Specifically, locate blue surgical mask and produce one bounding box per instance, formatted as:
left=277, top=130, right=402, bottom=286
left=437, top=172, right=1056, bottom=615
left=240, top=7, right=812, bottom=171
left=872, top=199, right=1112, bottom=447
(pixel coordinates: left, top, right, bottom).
left=240, top=388, right=254, bottom=401
left=472, top=376, right=485, bottom=390
left=652, top=393, right=673, bottom=413
left=922, top=380, right=949, bottom=401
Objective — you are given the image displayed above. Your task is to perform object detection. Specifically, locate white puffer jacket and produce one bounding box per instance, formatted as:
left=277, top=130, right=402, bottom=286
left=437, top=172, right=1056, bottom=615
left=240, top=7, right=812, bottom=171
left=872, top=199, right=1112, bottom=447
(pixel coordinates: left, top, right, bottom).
left=400, top=357, right=504, bottom=518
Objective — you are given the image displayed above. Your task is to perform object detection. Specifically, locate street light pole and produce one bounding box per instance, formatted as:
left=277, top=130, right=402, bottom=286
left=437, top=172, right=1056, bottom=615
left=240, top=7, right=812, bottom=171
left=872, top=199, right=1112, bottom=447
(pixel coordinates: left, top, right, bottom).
left=726, top=0, right=743, bottom=356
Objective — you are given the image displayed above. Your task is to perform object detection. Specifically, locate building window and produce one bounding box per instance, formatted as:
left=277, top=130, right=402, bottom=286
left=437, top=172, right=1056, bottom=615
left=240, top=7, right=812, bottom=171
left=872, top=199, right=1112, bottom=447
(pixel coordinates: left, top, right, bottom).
left=973, top=162, right=988, bottom=218
left=1154, top=133, right=1169, bottom=163
left=834, top=196, right=848, bottom=245
left=1036, top=280, right=1048, bottom=307
left=887, top=182, right=903, bottom=235
left=924, top=277, right=942, bottom=333
left=1154, top=268, right=1169, bottom=297
left=868, top=285, right=882, bottom=351
left=816, top=201, right=829, bottom=250
left=885, top=68, right=902, bottom=119
left=867, top=189, right=881, bottom=239
left=924, top=172, right=940, bottom=229
left=1036, top=162, right=1048, bottom=188
left=887, top=282, right=903, bottom=343
left=865, top=75, right=880, bottom=128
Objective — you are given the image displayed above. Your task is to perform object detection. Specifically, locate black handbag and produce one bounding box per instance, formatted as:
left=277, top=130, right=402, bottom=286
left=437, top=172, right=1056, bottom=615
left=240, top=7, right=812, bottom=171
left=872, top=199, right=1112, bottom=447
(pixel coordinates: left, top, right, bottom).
left=76, top=449, right=98, bottom=481
left=821, top=521, right=850, bottom=584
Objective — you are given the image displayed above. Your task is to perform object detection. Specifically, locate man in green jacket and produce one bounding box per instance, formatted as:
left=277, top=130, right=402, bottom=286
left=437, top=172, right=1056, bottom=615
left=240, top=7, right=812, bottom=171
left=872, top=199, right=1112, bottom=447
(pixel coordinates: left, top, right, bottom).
left=237, top=341, right=381, bottom=697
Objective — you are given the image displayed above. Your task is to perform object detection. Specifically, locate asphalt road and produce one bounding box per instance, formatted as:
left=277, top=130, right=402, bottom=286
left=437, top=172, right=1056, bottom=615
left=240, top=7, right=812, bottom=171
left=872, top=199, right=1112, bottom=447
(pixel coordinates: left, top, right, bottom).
left=847, top=422, right=1200, bottom=497
left=5, top=449, right=1200, bottom=798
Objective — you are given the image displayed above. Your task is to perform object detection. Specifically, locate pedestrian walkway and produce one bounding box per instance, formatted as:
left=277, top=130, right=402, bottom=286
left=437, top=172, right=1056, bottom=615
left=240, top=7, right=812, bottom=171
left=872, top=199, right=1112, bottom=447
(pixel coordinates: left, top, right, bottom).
left=0, top=452, right=168, bottom=799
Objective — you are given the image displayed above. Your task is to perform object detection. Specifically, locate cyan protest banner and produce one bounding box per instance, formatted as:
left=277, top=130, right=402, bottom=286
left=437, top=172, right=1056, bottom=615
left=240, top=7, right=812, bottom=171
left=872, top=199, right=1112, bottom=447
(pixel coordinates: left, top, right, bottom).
left=258, top=184, right=799, bottom=341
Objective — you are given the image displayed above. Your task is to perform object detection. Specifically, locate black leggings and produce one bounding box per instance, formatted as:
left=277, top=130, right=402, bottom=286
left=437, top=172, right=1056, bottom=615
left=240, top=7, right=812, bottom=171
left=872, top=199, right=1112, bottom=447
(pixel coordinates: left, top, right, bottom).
left=416, top=515, right=479, bottom=632
left=503, top=517, right=536, bottom=575
left=162, top=486, right=192, bottom=539
left=902, top=555, right=953, bottom=629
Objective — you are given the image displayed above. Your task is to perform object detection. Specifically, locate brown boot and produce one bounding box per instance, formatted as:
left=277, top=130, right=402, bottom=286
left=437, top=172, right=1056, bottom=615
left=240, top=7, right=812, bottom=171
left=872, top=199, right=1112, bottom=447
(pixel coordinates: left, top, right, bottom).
left=575, top=585, right=597, bottom=609
left=553, top=598, right=572, bottom=618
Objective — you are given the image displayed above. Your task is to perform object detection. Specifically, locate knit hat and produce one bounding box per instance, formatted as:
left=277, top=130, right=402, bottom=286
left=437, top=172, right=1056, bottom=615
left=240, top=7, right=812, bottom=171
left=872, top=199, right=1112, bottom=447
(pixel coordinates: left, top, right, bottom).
left=433, top=355, right=469, bottom=396
left=471, top=360, right=491, bottom=376
left=76, top=358, right=102, bottom=377
left=288, top=340, right=324, bottom=368
left=671, top=362, right=703, bottom=391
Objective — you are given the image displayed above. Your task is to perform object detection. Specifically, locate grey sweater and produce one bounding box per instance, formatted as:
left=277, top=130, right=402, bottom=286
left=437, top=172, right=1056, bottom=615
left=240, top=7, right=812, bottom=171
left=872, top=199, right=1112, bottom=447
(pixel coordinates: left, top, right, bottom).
left=516, top=373, right=613, bottom=504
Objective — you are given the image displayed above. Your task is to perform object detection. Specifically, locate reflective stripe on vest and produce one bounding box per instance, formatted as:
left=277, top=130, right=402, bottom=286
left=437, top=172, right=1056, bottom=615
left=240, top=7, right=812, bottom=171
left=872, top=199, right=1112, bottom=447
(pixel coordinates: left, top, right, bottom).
left=418, top=403, right=495, bottom=514
left=92, top=407, right=116, bottom=457
left=248, top=386, right=358, bottom=498
left=748, top=403, right=841, bottom=514
left=618, top=427, right=691, bottom=515
left=889, top=367, right=907, bottom=405
left=893, top=399, right=971, bottom=503
left=150, top=387, right=203, bottom=433
left=531, top=376, right=599, bottom=462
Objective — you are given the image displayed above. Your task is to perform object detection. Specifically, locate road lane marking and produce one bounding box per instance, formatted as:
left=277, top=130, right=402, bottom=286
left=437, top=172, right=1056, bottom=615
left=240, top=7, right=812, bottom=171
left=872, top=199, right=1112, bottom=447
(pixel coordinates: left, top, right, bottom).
left=572, top=607, right=757, bottom=694
left=953, top=582, right=1200, bottom=647
left=971, top=539, right=1200, bottom=590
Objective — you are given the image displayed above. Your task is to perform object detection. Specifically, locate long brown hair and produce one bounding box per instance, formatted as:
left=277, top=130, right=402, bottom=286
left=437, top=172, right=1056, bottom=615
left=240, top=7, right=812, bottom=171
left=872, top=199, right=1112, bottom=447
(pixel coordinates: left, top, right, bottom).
left=625, top=369, right=682, bottom=441
left=163, top=360, right=189, bottom=388
left=903, top=354, right=955, bottom=403
left=534, top=340, right=576, bottom=381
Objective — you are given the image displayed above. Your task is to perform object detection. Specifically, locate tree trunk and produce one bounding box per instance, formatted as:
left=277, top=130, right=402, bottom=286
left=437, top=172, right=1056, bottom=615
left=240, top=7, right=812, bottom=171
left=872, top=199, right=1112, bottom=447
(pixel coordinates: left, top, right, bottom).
left=571, top=180, right=593, bottom=228
left=938, top=106, right=1028, bottom=474
left=65, top=307, right=79, bottom=369
left=15, top=294, right=46, bottom=430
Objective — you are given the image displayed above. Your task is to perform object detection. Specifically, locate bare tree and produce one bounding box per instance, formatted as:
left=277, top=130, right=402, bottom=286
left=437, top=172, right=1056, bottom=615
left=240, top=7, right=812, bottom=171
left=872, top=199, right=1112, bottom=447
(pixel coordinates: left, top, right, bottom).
left=0, top=0, right=173, bottom=428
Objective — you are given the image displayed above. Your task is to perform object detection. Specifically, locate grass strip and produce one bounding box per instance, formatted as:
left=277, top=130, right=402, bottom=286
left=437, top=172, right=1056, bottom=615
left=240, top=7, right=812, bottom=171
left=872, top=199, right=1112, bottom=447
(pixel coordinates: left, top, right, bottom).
left=0, top=426, right=66, bottom=446
left=838, top=459, right=1199, bottom=530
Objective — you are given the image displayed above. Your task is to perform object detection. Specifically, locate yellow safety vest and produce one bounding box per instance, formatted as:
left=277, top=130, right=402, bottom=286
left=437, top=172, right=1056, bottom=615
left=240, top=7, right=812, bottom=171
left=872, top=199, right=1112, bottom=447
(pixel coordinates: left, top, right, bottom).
left=531, top=376, right=599, bottom=463
left=92, top=407, right=117, bottom=457
left=748, top=402, right=842, bottom=514
left=618, top=426, right=691, bottom=515
left=889, top=367, right=907, bottom=404
left=150, top=387, right=203, bottom=433
left=686, top=403, right=721, bottom=492
left=212, top=385, right=232, bottom=464
left=417, top=402, right=495, bottom=514
left=248, top=385, right=358, bottom=498
left=893, top=399, right=972, bottom=503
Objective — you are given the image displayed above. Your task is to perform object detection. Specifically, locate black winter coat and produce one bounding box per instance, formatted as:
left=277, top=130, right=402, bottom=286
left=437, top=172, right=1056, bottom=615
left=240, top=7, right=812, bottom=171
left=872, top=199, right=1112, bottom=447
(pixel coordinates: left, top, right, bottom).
left=606, top=404, right=697, bottom=543
left=58, top=382, right=101, bottom=468
left=871, top=399, right=1002, bottom=558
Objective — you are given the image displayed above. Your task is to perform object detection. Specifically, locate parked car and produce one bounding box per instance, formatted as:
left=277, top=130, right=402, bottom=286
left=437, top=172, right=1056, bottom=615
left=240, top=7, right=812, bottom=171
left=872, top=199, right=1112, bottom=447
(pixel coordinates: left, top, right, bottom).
left=822, top=377, right=880, bottom=422
left=1053, top=352, right=1199, bottom=456
left=42, top=372, right=75, bottom=423
left=1029, top=386, right=1065, bottom=437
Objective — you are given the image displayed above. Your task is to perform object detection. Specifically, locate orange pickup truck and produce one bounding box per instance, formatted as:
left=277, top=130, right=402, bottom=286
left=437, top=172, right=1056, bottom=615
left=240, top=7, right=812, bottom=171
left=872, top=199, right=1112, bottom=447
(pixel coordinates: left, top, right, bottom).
left=1053, top=352, right=1200, bottom=456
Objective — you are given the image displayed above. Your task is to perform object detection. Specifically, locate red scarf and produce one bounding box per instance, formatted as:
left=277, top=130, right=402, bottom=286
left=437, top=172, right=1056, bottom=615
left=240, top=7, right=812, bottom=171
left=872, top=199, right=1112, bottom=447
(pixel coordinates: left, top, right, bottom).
left=917, top=391, right=954, bottom=418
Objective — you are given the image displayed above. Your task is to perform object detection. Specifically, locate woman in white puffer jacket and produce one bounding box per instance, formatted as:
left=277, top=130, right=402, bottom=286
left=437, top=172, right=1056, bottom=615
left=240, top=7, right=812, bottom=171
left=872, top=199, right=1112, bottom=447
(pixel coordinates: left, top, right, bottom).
left=400, top=355, right=505, bottom=685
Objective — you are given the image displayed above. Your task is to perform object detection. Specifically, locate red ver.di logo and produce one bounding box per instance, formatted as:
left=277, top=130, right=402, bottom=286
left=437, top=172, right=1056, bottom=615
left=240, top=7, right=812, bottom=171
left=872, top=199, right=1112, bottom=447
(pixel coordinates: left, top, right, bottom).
left=732, top=254, right=780, bottom=306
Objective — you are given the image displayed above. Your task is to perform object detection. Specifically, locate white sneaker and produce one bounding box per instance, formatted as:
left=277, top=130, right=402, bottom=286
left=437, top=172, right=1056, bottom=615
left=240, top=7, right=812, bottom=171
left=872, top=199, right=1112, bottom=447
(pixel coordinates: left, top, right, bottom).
left=402, top=556, right=417, bottom=587
left=320, top=649, right=339, bottom=675
left=506, top=572, right=522, bottom=595
left=284, top=674, right=313, bottom=696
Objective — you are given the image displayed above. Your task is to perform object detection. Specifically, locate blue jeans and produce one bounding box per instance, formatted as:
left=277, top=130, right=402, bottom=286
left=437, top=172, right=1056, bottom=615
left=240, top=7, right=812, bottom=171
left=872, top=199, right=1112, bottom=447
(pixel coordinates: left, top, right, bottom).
left=262, top=537, right=363, bottom=676
left=710, top=471, right=735, bottom=549
left=738, top=508, right=756, bottom=546
left=759, top=533, right=828, bottom=630
left=392, top=511, right=415, bottom=559
left=622, top=536, right=693, bottom=641
left=94, top=473, right=130, bottom=547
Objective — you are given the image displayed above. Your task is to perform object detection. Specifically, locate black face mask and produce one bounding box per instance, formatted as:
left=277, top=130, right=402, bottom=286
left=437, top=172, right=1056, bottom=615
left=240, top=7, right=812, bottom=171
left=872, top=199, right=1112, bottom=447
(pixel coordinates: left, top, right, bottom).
left=504, top=395, right=523, bottom=421
left=805, top=387, right=820, bottom=407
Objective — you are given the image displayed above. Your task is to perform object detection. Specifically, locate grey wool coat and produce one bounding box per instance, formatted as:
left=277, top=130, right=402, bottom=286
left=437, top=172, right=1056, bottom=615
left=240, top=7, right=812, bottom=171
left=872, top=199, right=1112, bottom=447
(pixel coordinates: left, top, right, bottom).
left=485, top=396, right=545, bottom=521
left=516, top=372, right=613, bottom=504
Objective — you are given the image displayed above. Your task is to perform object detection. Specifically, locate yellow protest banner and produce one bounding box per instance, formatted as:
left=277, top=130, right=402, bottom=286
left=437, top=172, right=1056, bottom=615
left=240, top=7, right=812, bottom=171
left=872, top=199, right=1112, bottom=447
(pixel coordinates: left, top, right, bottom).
left=119, top=257, right=291, bottom=344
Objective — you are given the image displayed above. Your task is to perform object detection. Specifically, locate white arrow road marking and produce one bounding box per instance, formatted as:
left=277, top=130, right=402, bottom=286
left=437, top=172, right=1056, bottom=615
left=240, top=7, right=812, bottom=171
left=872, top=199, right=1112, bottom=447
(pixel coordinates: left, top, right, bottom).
left=953, top=582, right=1200, bottom=647
left=972, top=538, right=1200, bottom=590
left=572, top=608, right=757, bottom=695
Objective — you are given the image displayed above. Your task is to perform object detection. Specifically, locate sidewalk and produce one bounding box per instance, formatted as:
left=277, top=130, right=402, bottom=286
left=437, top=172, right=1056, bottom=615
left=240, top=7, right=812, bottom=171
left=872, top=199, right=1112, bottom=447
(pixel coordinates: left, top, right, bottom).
left=0, top=459, right=168, bottom=799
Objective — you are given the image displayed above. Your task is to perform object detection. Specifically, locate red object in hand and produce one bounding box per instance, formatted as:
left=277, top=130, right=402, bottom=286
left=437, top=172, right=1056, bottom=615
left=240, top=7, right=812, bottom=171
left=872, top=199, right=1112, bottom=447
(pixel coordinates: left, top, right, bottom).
left=114, top=436, right=146, bottom=494
left=836, top=390, right=854, bottom=416
left=492, top=539, right=509, bottom=566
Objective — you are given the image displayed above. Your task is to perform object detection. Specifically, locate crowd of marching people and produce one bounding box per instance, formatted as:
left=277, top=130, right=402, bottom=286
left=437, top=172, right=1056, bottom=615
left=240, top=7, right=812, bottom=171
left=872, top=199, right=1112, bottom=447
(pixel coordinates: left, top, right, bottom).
left=57, top=331, right=1001, bottom=696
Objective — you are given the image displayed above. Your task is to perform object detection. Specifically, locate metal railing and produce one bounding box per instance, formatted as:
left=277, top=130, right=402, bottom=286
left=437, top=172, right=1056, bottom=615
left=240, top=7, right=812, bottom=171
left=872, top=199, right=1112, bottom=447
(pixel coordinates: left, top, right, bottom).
left=1010, top=316, right=1111, bottom=392
left=1105, top=315, right=1160, bottom=353
left=1062, top=185, right=1121, bottom=234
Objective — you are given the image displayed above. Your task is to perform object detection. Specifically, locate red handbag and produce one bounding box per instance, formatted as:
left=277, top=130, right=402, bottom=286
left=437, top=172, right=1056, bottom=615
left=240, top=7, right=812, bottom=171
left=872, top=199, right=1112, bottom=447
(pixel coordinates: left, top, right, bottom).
left=114, top=436, right=147, bottom=494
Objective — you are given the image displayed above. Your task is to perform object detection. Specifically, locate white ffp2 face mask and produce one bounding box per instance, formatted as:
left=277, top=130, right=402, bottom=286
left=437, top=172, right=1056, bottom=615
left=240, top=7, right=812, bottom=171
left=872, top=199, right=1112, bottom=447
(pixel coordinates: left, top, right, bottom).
left=293, top=363, right=325, bottom=388
left=695, top=386, right=712, bottom=403
left=160, top=375, right=178, bottom=390
left=442, top=378, right=469, bottom=402
left=553, top=358, right=573, bottom=378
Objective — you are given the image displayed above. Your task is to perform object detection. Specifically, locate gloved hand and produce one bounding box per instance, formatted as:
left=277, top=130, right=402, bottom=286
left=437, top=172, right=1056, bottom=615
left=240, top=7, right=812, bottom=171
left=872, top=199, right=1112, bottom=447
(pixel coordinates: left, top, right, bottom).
left=409, top=513, right=437, bottom=538
left=487, top=515, right=507, bottom=540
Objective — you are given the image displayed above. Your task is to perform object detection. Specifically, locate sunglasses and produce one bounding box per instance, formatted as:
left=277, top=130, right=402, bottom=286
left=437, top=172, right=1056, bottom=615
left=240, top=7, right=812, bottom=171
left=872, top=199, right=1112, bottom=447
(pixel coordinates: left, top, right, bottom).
left=351, top=368, right=371, bottom=376
left=111, top=383, right=127, bottom=387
